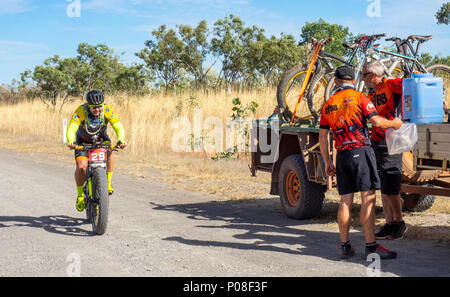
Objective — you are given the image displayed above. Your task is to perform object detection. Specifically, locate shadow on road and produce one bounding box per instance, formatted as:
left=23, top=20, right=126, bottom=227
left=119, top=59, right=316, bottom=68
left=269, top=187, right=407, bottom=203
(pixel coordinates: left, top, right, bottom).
left=0, top=215, right=94, bottom=237
left=151, top=197, right=450, bottom=277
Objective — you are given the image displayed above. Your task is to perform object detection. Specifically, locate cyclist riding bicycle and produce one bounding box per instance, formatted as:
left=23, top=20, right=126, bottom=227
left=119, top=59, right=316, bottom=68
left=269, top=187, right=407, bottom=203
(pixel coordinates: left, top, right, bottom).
left=66, top=90, right=127, bottom=212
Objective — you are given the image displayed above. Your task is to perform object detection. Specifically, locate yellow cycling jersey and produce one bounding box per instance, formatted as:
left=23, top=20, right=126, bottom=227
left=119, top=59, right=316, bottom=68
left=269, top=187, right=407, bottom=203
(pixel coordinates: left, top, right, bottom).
left=67, top=103, right=125, bottom=145
left=70, top=103, right=120, bottom=126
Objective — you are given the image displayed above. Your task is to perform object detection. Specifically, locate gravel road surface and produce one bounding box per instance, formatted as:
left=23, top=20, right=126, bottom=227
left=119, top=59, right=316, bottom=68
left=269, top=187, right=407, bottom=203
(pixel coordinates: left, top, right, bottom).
left=0, top=148, right=448, bottom=277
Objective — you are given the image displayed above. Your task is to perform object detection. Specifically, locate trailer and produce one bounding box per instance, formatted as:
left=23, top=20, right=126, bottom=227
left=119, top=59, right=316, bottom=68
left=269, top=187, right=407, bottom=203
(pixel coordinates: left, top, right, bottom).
left=250, top=111, right=450, bottom=219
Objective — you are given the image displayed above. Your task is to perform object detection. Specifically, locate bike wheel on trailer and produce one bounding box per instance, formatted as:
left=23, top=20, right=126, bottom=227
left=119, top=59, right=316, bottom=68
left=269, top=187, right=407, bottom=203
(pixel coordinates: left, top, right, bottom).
left=276, top=63, right=324, bottom=121
left=90, top=167, right=109, bottom=235
left=426, top=64, right=450, bottom=121
left=306, top=72, right=331, bottom=121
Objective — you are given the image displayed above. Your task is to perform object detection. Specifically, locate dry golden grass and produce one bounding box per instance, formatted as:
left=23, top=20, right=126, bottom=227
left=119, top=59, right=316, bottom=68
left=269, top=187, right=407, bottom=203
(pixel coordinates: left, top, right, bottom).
left=0, top=90, right=448, bottom=242
left=0, top=89, right=279, bottom=201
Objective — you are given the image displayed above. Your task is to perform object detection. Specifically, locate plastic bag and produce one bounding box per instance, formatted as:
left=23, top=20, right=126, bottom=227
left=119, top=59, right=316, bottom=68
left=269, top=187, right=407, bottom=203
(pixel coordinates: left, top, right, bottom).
left=385, top=123, right=418, bottom=155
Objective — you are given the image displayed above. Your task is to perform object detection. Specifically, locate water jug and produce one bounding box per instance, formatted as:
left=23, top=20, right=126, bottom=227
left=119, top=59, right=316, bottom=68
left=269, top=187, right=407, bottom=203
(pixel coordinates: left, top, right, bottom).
left=403, top=73, right=443, bottom=124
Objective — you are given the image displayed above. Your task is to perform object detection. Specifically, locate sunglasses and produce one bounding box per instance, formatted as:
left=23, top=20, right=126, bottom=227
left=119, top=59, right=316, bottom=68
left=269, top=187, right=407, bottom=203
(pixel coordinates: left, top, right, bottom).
left=89, top=104, right=103, bottom=109
left=362, top=72, right=373, bottom=78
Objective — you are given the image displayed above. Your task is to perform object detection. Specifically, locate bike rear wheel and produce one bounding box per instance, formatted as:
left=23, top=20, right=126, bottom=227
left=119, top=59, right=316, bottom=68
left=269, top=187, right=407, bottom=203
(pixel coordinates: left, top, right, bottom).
left=307, top=72, right=330, bottom=122
left=276, top=63, right=323, bottom=121
left=426, top=64, right=450, bottom=120
left=90, top=167, right=109, bottom=235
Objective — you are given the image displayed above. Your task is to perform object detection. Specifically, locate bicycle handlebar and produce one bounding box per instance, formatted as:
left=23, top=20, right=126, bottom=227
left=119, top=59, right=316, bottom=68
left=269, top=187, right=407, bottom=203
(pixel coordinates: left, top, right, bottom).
left=74, top=145, right=117, bottom=150
left=70, top=143, right=121, bottom=151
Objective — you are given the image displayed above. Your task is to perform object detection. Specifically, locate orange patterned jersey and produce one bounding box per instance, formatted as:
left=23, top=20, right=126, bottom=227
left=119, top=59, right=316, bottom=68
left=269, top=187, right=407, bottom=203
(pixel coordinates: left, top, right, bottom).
left=368, top=77, right=403, bottom=142
left=320, top=87, right=378, bottom=150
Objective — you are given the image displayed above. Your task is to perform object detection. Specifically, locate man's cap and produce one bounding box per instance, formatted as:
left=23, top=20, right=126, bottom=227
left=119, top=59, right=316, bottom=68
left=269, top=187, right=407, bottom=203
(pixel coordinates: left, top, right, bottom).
left=335, top=66, right=355, bottom=80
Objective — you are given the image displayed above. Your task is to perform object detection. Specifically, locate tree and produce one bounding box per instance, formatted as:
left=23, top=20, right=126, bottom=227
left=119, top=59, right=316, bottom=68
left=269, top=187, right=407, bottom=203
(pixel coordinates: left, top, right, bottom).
left=436, top=2, right=449, bottom=25
left=420, top=52, right=450, bottom=67
left=76, top=43, right=122, bottom=93
left=210, top=14, right=266, bottom=90
left=113, top=63, right=152, bottom=95
left=177, top=20, right=214, bottom=90
left=248, top=33, right=308, bottom=87
left=32, top=55, right=74, bottom=110
left=136, top=25, right=185, bottom=94
left=299, top=18, right=353, bottom=58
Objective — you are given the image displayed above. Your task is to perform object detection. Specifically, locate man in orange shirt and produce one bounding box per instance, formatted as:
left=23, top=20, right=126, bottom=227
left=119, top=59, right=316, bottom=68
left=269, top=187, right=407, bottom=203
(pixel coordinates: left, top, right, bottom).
left=362, top=61, right=407, bottom=240
left=319, top=66, right=403, bottom=260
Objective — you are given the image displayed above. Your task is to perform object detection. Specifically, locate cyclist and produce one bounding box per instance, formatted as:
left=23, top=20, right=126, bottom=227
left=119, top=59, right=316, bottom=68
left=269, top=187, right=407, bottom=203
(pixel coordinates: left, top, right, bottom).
left=362, top=60, right=407, bottom=240
left=66, top=90, right=126, bottom=212
left=319, top=66, right=402, bottom=260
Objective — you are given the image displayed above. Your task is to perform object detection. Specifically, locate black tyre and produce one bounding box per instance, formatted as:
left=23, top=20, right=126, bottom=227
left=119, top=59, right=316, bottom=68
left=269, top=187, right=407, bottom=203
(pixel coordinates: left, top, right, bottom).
left=278, top=154, right=325, bottom=219
left=402, top=192, right=436, bottom=212
left=90, top=167, right=109, bottom=235
left=84, top=183, right=92, bottom=222
left=307, top=71, right=329, bottom=122
left=426, top=64, right=450, bottom=119
left=276, top=63, right=322, bottom=121
left=324, top=77, right=336, bottom=102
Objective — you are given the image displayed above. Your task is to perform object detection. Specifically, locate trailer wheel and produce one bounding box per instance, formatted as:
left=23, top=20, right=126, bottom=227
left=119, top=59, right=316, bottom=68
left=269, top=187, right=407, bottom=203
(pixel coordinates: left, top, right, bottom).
left=402, top=191, right=436, bottom=212
left=278, top=154, right=325, bottom=219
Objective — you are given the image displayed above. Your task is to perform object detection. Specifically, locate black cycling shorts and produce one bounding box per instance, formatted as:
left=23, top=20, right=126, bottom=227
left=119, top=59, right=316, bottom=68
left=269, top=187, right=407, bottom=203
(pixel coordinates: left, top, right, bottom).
left=372, top=141, right=402, bottom=195
left=74, top=131, right=111, bottom=159
left=336, top=146, right=380, bottom=195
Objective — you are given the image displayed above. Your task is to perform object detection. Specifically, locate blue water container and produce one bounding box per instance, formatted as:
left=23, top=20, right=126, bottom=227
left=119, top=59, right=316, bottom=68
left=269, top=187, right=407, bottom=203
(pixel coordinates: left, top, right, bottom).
left=403, top=73, right=444, bottom=124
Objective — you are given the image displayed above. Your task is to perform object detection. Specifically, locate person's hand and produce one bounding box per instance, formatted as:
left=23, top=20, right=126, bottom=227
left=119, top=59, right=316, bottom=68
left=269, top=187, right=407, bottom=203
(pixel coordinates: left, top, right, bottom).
left=67, top=144, right=77, bottom=150
left=392, top=117, right=404, bottom=130
left=116, top=141, right=127, bottom=149
left=325, top=162, right=336, bottom=177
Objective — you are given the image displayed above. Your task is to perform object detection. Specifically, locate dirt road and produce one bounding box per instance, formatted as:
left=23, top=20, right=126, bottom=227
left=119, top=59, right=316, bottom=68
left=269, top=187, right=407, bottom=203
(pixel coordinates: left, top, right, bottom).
left=0, top=148, right=448, bottom=277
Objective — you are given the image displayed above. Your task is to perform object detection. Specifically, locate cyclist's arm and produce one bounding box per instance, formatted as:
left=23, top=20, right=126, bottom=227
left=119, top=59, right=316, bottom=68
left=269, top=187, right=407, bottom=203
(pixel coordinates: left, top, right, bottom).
left=67, top=106, right=84, bottom=145
left=66, top=121, right=80, bottom=145
left=104, top=104, right=126, bottom=144
left=111, top=121, right=126, bottom=144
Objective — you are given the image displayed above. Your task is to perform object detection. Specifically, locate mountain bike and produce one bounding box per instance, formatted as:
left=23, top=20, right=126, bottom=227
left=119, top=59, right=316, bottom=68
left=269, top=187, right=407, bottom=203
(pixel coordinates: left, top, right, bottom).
left=386, top=35, right=450, bottom=116
left=75, top=142, right=118, bottom=235
left=277, top=34, right=386, bottom=123
left=321, top=34, right=449, bottom=115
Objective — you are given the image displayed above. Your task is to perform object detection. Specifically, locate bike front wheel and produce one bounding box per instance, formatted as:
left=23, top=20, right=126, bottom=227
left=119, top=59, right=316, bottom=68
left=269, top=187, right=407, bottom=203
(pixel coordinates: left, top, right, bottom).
left=276, top=63, right=324, bottom=121
left=90, top=167, right=109, bottom=235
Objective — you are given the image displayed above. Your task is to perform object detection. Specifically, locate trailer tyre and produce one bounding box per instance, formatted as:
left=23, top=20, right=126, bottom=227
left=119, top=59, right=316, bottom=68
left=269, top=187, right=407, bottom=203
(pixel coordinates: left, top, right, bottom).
left=402, top=192, right=436, bottom=212
left=278, top=154, right=325, bottom=219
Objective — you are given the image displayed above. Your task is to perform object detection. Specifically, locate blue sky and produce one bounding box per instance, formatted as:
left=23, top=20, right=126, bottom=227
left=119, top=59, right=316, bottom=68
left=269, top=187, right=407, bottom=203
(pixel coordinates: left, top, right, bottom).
left=0, top=0, right=449, bottom=85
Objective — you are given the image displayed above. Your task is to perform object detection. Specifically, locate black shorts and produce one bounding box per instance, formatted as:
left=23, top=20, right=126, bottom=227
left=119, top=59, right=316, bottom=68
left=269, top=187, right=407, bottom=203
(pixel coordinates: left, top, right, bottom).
left=372, top=141, right=402, bottom=195
left=336, top=146, right=380, bottom=195
left=74, top=132, right=111, bottom=159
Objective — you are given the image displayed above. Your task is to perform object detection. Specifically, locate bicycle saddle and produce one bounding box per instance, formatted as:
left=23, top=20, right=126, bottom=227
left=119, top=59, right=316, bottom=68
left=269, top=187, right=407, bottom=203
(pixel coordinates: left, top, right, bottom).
left=408, top=35, right=432, bottom=42
left=385, top=36, right=401, bottom=42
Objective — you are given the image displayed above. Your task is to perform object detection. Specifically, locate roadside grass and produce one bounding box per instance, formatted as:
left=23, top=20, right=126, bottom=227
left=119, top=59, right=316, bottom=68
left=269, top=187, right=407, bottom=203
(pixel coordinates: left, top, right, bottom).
left=0, top=90, right=448, bottom=243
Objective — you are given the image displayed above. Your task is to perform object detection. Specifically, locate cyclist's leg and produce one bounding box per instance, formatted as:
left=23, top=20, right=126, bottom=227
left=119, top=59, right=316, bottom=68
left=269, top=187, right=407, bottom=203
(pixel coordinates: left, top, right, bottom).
left=75, top=157, right=88, bottom=186
left=74, top=135, right=88, bottom=187
left=74, top=154, right=88, bottom=211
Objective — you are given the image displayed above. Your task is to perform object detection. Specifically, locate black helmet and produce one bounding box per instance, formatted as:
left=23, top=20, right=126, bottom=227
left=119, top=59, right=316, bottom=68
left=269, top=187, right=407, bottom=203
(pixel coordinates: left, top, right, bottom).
left=86, top=90, right=104, bottom=105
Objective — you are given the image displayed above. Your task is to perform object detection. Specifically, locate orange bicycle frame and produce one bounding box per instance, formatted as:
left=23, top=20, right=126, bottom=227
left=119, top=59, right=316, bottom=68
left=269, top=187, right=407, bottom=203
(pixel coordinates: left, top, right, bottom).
left=290, top=38, right=334, bottom=126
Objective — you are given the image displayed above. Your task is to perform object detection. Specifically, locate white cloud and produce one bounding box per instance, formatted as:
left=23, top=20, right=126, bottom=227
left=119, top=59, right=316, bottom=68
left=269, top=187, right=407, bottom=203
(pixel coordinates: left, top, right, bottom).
left=133, top=25, right=158, bottom=33
left=0, top=40, right=48, bottom=51
left=0, top=0, right=36, bottom=15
